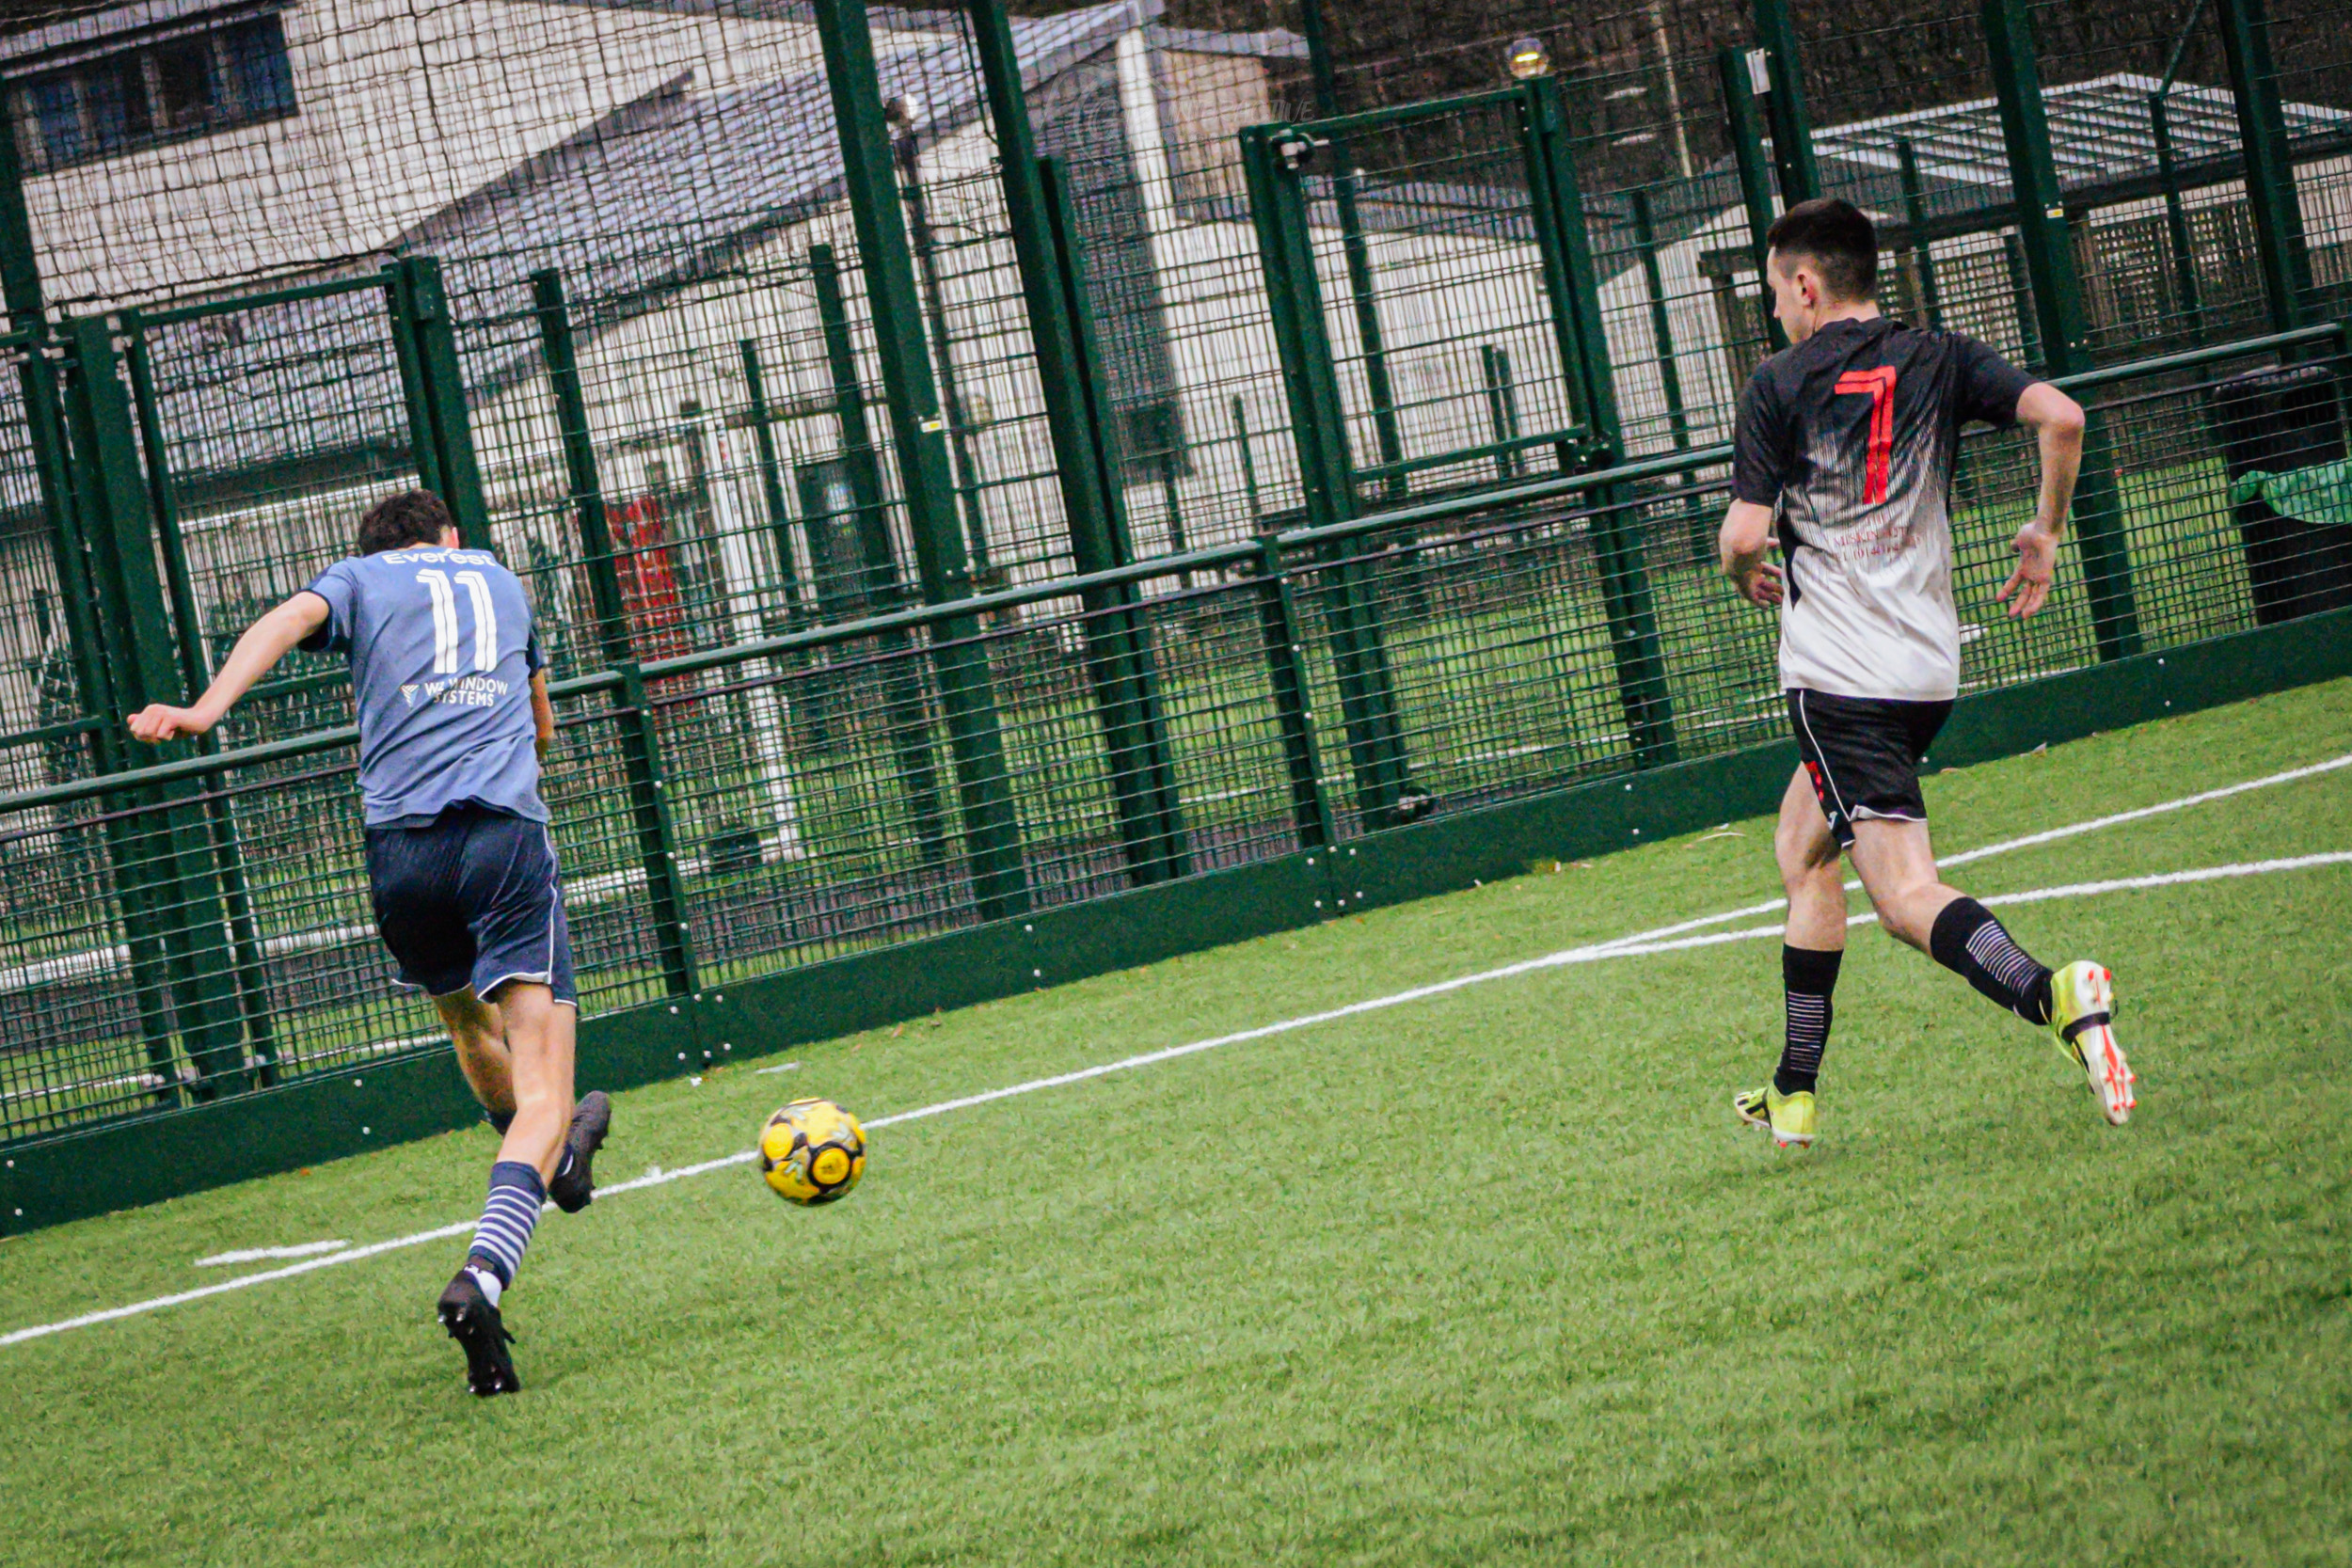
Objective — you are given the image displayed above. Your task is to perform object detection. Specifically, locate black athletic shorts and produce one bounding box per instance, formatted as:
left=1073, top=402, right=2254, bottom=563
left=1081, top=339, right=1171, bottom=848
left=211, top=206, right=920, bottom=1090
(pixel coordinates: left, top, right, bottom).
left=1786, top=689, right=1954, bottom=848
left=363, top=803, right=577, bottom=1005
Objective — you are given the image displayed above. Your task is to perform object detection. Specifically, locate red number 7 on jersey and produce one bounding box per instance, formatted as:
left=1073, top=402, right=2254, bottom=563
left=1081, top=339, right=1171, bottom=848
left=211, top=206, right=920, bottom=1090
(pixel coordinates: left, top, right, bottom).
left=1834, top=366, right=1897, bottom=504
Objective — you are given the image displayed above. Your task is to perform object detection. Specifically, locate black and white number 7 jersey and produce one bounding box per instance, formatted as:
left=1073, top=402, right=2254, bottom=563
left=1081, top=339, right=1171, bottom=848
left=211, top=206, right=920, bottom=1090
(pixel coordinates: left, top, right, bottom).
left=1730, top=315, right=2037, bottom=703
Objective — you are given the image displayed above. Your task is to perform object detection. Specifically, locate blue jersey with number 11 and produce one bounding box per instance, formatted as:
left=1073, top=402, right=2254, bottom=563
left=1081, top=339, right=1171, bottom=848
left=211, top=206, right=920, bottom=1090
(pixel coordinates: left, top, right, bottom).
left=300, top=546, right=548, bottom=826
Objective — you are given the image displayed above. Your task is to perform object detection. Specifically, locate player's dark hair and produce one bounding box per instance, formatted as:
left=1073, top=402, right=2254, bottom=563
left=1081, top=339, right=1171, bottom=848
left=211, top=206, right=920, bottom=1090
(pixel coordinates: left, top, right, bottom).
left=1766, top=198, right=1879, bottom=302
left=356, top=489, right=454, bottom=554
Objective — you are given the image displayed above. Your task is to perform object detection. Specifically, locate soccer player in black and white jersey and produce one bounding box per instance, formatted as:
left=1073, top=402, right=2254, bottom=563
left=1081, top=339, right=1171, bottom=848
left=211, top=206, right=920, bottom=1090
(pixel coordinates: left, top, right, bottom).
left=1717, top=198, right=2135, bottom=1147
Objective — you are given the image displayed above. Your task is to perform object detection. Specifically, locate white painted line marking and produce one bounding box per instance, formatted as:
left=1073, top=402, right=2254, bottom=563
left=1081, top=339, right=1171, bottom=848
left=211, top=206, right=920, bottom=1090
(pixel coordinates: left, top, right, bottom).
left=193, top=1240, right=349, bottom=1268
left=1585, top=749, right=2352, bottom=954
left=5, top=848, right=2344, bottom=1351
left=753, top=1062, right=803, bottom=1076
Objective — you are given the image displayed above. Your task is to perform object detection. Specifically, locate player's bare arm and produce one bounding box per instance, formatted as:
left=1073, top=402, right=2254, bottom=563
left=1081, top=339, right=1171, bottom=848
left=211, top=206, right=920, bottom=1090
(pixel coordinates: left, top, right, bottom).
left=125, top=592, right=331, bottom=744
left=1718, top=499, right=1783, bottom=608
left=1996, top=383, right=2087, bottom=621
left=531, top=669, right=555, bottom=764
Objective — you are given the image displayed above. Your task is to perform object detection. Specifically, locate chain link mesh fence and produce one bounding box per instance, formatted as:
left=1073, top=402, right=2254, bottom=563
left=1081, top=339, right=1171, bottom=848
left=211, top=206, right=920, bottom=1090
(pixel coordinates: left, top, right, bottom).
left=0, top=0, right=2346, bottom=1152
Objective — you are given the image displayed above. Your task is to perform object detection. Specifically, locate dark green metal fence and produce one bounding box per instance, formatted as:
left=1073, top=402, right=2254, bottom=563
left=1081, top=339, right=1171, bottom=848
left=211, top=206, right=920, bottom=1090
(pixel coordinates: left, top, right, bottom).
left=3, top=323, right=2345, bottom=1220
left=0, top=0, right=2349, bottom=1227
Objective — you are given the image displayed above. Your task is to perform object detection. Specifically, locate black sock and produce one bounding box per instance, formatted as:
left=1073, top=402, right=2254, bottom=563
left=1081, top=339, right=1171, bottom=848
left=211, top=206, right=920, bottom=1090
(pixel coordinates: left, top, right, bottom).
left=1928, top=897, right=2054, bottom=1025
left=1775, top=945, right=1842, bottom=1096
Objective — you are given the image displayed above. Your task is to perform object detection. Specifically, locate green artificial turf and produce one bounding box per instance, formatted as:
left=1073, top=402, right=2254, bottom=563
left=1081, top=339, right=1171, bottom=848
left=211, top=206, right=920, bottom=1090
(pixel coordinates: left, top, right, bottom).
left=2, top=678, right=2348, bottom=1566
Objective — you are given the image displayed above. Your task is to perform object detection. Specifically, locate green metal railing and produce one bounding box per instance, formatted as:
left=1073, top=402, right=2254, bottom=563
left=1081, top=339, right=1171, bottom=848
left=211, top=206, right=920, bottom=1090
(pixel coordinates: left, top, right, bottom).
left=3, top=323, right=2344, bottom=1162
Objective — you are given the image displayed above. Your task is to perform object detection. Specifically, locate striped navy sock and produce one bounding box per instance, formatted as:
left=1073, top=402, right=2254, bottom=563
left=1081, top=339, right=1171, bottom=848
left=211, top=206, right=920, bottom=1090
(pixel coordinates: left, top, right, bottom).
left=1775, top=944, right=1842, bottom=1096
left=466, top=1160, right=545, bottom=1300
left=1929, top=897, right=2055, bottom=1025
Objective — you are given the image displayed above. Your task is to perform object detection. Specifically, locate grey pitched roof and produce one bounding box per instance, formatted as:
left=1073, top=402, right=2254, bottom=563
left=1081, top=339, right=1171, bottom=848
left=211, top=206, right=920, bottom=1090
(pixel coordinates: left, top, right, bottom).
left=130, top=0, right=1152, bottom=493
left=1593, top=71, right=2352, bottom=264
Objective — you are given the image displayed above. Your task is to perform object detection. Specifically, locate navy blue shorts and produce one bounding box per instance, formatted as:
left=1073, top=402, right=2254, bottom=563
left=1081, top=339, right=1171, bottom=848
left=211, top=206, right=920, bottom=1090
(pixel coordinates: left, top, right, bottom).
left=363, top=805, right=577, bottom=1005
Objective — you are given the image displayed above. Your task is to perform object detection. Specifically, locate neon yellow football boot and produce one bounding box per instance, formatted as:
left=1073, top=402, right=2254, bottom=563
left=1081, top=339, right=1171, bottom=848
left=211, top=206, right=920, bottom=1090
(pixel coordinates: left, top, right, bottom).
left=1734, top=1085, right=1817, bottom=1148
left=2051, top=960, right=2135, bottom=1125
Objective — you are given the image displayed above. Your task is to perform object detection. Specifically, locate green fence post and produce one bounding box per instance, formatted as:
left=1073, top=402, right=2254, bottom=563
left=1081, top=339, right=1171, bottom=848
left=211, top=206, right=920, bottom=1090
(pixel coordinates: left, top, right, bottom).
left=968, top=2, right=1187, bottom=883
left=390, top=256, right=490, bottom=544
left=1529, top=74, right=1678, bottom=768
left=384, top=267, right=444, bottom=501
left=612, top=660, right=699, bottom=997
left=120, top=317, right=278, bottom=1085
left=2147, top=99, right=2204, bottom=341
left=738, top=338, right=805, bottom=626
left=2212, top=0, right=2312, bottom=335
left=1749, top=0, right=1822, bottom=206
left=1232, top=395, right=1264, bottom=523
left=54, top=330, right=177, bottom=1099
left=1299, top=0, right=1408, bottom=502
left=1242, top=120, right=1417, bottom=828
left=1039, top=152, right=1190, bottom=881
left=1895, top=138, right=1947, bottom=331
left=0, top=123, right=114, bottom=775
left=1518, top=93, right=1601, bottom=461
left=1253, top=536, right=1334, bottom=851
left=1718, top=48, right=1790, bottom=355
left=808, top=243, right=952, bottom=863
left=63, top=315, right=248, bottom=1097
left=812, top=0, right=1026, bottom=918
left=1629, top=187, right=1693, bottom=462
left=808, top=245, right=898, bottom=611
left=532, top=270, right=635, bottom=670
left=1981, top=0, right=2144, bottom=662
left=892, top=128, right=993, bottom=580
left=1481, top=345, right=1522, bottom=480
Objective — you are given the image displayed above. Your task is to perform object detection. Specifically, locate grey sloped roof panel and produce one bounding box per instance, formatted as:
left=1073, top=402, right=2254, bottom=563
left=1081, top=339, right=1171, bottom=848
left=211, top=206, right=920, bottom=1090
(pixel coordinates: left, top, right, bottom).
left=1616, top=71, right=2352, bottom=261
left=1813, top=71, right=2352, bottom=194
left=137, top=1, right=1146, bottom=489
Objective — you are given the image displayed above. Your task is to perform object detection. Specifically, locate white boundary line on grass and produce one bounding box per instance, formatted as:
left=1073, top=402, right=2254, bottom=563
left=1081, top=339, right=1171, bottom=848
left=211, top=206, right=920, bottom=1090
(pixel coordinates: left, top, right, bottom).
left=4, top=847, right=2347, bottom=1351
left=1580, top=751, right=2352, bottom=955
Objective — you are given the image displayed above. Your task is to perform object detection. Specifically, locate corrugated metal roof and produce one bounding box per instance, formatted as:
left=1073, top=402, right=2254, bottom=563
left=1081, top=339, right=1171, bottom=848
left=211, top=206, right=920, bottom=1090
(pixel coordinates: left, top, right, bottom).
left=1814, top=71, right=2352, bottom=191
left=134, top=1, right=1150, bottom=486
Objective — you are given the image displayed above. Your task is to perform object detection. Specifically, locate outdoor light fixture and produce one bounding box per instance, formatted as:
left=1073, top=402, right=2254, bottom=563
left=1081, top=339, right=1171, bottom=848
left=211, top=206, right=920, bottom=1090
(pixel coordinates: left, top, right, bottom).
left=1507, top=37, right=1551, bottom=80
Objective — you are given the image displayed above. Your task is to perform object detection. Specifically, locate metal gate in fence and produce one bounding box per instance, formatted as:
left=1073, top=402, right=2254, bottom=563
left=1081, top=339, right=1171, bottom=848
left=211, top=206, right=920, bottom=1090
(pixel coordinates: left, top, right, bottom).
left=1239, top=81, right=1622, bottom=519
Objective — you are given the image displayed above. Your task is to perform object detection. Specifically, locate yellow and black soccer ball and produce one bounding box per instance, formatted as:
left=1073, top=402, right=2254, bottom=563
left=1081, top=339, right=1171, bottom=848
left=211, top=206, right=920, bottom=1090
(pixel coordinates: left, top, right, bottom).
left=757, top=1098, right=867, bottom=1206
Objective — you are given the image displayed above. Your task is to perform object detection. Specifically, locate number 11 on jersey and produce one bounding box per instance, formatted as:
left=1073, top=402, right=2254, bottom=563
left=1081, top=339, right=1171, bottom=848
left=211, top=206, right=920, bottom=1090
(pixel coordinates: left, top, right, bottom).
left=417, top=568, right=498, bottom=674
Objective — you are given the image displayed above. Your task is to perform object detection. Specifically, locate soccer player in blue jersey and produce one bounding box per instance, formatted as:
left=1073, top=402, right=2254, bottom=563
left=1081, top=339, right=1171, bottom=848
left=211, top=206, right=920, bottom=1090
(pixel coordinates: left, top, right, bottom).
left=1717, top=199, right=2135, bottom=1148
left=129, top=490, right=610, bottom=1396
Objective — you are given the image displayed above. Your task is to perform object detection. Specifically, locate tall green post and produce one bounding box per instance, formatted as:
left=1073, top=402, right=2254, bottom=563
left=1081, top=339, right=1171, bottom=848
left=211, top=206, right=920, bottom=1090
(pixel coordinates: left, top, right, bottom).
left=1749, top=0, right=1821, bottom=206
left=0, top=122, right=112, bottom=772
left=811, top=0, right=1026, bottom=917
left=738, top=338, right=805, bottom=625
left=1242, top=120, right=1418, bottom=828
left=63, top=316, right=249, bottom=1096
left=808, top=245, right=899, bottom=610
left=1528, top=74, right=1677, bottom=768
left=1895, top=138, right=1947, bottom=330
left=1629, top=188, right=1692, bottom=461
left=1980, top=0, right=2143, bottom=661
left=532, top=270, right=634, bottom=669
left=969, top=1, right=1187, bottom=884
left=2212, top=0, right=2312, bottom=334
left=2148, top=99, right=2204, bottom=341
left=1718, top=48, right=1789, bottom=355
left=1298, top=0, right=1408, bottom=501
left=1041, top=156, right=1191, bottom=880
left=532, top=271, right=700, bottom=997
left=388, top=257, right=489, bottom=543
left=809, top=243, right=952, bottom=863
left=119, top=319, right=279, bottom=1083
